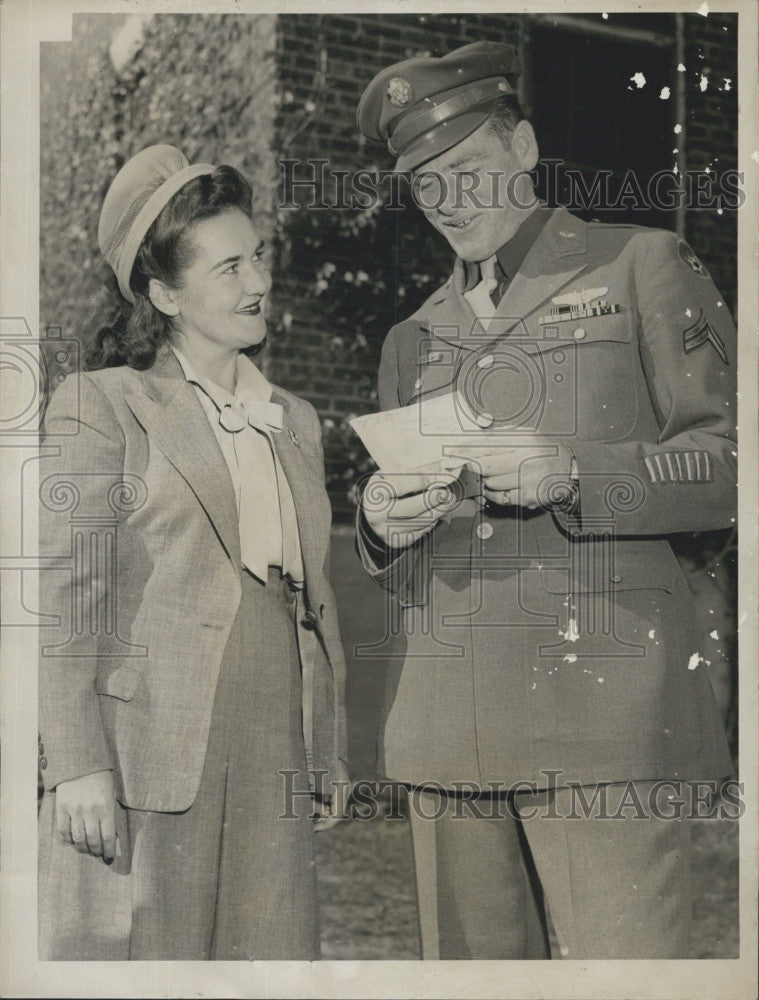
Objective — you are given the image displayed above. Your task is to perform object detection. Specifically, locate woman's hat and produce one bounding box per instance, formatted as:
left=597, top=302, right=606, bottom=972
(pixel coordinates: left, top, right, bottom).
left=98, top=145, right=215, bottom=304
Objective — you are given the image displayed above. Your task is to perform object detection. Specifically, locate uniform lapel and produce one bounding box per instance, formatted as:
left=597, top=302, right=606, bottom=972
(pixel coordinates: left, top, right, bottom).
left=416, top=210, right=590, bottom=397
left=490, top=208, right=589, bottom=340
left=124, top=345, right=242, bottom=571
left=270, top=392, right=331, bottom=604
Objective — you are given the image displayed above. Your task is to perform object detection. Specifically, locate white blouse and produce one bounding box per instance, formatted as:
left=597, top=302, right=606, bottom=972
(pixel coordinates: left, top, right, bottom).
left=172, top=346, right=304, bottom=586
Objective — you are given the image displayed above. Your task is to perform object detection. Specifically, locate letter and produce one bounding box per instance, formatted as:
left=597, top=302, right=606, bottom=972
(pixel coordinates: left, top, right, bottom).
left=278, top=158, right=330, bottom=210
left=536, top=158, right=564, bottom=207
left=377, top=169, right=407, bottom=210
left=330, top=168, right=352, bottom=210
left=539, top=769, right=564, bottom=819
left=350, top=779, right=380, bottom=820
left=719, top=169, right=746, bottom=210
left=649, top=170, right=683, bottom=211
left=608, top=782, right=648, bottom=820
left=383, top=780, right=407, bottom=821
left=506, top=169, right=539, bottom=210
left=567, top=169, right=610, bottom=212
left=279, top=768, right=319, bottom=820
left=449, top=781, right=498, bottom=820
left=410, top=783, right=447, bottom=820
left=452, top=170, right=490, bottom=211
left=351, top=168, right=378, bottom=210
left=688, top=779, right=717, bottom=818
left=613, top=170, right=649, bottom=212
left=411, top=169, right=446, bottom=211
left=688, top=169, right=719, bottom=210
left=566, top=782, right=611, bottom=820
left=648, top=780, right=684, bottom=820
left=510, top=779, right=539, bottom=820
left=718, top=779, right=746, bottom=820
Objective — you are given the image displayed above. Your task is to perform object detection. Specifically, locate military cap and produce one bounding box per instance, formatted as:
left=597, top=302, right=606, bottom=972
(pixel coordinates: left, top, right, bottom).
left=357, top=42, right=521, bottom=172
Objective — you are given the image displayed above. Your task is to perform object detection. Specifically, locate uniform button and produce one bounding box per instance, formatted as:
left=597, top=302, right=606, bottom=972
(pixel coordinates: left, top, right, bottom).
left=38, top=741, right=45, bottom=756
left=301, top=610, right=319, bottom=630
left=414, top=377, right=423, bottom=390
left=475, top=411, right=494, bottom=428
left=477, top=353, right=494, bottom=369
left=573, top=328, right=586, bottom=340
left=611, top=574, right=623, bottom=583
left=476, top=522, right=493, bottom=540
left=39, top=756, right=48, bottom=770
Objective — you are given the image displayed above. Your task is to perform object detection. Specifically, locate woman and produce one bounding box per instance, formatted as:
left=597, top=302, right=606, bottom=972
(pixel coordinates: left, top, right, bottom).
left=38, top=145, right=347, bottom=960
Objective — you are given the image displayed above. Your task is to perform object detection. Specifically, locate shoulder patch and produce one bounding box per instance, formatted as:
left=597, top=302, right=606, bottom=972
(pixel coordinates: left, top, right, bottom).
left=677, top=240, right=710, bottom=279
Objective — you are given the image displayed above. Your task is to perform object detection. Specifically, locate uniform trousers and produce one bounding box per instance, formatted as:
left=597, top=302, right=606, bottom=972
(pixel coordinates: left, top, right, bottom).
left=39, top=569, right=319, bottom=961
left=407, top=781, right=691, bottom=960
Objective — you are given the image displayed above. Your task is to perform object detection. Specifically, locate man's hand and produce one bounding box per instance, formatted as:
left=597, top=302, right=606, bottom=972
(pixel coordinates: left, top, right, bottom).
left=475, top=439, right=574, bottom=510
left=55, top=769, right=117, bottom=863
left=361, top=471, right=460, bottom=549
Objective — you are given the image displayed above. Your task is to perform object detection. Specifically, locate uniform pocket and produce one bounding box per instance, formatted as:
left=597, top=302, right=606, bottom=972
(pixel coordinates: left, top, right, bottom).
left=538, top=540, right=676, bottom=595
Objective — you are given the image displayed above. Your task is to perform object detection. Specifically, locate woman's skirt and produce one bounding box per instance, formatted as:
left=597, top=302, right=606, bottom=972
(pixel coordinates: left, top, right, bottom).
left=38, top=569, right=319, bottom=960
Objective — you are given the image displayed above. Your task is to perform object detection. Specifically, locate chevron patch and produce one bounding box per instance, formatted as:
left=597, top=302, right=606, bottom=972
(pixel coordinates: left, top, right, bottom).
left=644, top=451, right=714, bottom=484
left=683, top=309, right=728, bottom=365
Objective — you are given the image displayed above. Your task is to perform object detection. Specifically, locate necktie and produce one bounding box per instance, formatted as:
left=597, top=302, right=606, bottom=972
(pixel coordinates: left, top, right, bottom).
left=463, top=255, right=498, bottom=331
left=218, top=398, right=304, bottom=586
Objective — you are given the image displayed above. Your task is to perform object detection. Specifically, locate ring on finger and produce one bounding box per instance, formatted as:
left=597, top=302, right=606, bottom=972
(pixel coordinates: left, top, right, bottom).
left=501, top=489, right=511, bottom=504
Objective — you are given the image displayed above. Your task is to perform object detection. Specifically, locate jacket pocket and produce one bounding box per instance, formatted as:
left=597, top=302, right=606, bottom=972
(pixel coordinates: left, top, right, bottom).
left=538, top=542, right=676, bottom=595
left=95, top=664, right=143, bottom=701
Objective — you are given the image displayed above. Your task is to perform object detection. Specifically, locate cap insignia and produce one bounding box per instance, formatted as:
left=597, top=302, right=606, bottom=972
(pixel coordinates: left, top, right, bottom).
left=386, top=77, right=413, bottom=107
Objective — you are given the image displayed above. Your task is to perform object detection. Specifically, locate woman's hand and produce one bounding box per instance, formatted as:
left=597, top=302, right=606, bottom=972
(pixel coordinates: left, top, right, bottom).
left=55, top=769, right=117, bottom=863
left=313, top=759, right=351, bottom=832
left=361, top=471, right=460, bottom=549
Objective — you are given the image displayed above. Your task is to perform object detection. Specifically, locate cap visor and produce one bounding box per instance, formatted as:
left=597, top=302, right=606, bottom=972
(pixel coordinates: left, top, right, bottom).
left=393, top=105, right=497, bottom=173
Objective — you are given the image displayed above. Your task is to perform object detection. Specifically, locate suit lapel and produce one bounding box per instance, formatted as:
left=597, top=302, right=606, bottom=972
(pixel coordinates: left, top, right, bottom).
left=124, top=347, right=242, bottom=571
left=270, top=392, right=331, bottom=604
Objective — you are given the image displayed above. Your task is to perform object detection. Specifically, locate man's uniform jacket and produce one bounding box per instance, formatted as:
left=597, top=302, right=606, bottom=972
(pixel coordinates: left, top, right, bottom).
left=359, top=207, right=735, bottom=790
left=39, top=345, right=346, bottom=812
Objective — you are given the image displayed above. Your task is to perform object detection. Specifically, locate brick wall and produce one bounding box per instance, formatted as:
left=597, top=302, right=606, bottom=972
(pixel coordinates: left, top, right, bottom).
left=268, top=13, right=523, bottom=426
left=682, top=13, right=738, bottom=314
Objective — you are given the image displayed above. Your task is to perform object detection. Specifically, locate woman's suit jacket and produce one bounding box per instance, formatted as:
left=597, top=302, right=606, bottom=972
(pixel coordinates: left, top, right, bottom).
left=39, top=344, right=346, bottom=812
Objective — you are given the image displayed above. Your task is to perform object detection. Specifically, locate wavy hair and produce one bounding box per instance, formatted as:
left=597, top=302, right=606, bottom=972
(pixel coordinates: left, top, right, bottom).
left=86, top=165, right=254, bottom=371
left=484, top=95, right=526, bottom=148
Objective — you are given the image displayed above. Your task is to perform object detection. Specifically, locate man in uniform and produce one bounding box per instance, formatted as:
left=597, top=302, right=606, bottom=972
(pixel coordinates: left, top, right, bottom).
left=354, top=42, right=736, bottom=959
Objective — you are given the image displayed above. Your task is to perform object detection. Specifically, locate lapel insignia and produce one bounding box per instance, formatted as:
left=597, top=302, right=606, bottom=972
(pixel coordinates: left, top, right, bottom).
left=288, top=427, right=300, bottom=447
left=683, top=308, right=728, bottom=364
left=538, top=287, right=621, bottom=325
